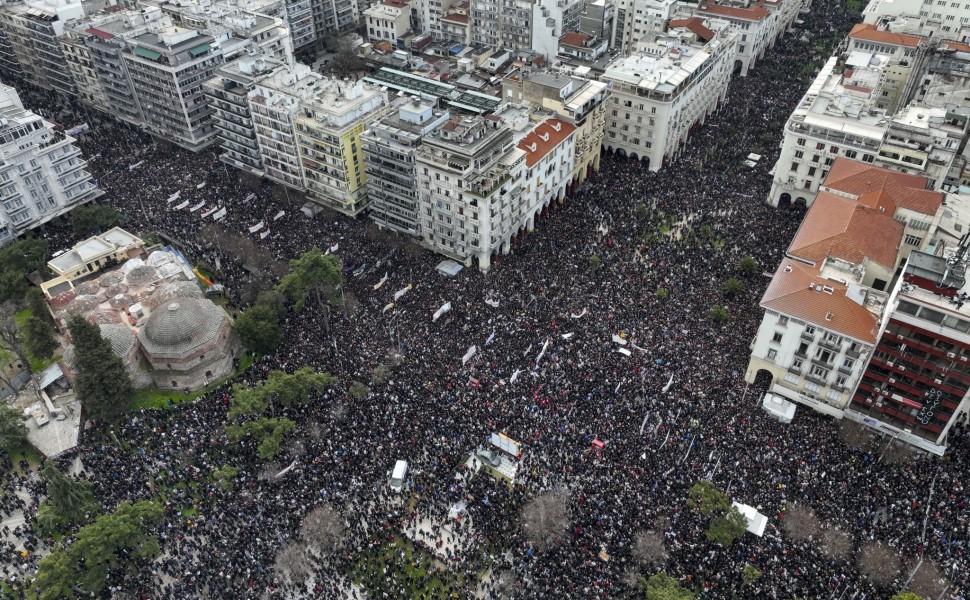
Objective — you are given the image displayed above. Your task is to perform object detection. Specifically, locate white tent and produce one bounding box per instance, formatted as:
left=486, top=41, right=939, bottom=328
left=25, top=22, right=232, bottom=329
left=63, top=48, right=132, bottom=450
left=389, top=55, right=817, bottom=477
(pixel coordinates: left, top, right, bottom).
left=762, top=393, right=796, bottom=423
left=732, top=502, right=767, bottom=537
left=436, top=260, right=464, bottom=276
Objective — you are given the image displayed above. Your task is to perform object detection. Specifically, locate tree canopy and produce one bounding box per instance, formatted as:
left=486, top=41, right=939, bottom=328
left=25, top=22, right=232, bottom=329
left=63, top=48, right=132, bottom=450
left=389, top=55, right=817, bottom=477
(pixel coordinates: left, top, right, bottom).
left=228, top=367, right=335, bottom=420
left=233, top=304, right=284, bottom=355
left=0, top=237, right=49, bottom=303
left=69, top=204, right=123, bottom=237
left=687, top=481, right=730, bottom=516
left=37, top=462, right=100, bottom=534
left=644, top=572, right=695, bottom=600
left=226, top=416, right=295, bottom=460
left=0, top=403, right=27, bottom=452
left=68, top=315, right=132, bottom=421
left=276, top=247, right=343, bottom=312
left=34, top=500, right=162, bottom=599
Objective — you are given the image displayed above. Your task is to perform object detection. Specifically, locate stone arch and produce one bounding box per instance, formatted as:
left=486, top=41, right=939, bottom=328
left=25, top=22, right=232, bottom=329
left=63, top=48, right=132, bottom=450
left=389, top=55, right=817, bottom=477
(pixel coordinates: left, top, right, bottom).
left=794, top=196, right=808, bottom=207
left=733, top=59, right=743, bottom=75
left=616, top=147, right=627, bottom=158
left=630, top=152, right=639, bottom=161
left=753, top=369, right=774, bottom=389
left=778, top=193, right=792, bottom=208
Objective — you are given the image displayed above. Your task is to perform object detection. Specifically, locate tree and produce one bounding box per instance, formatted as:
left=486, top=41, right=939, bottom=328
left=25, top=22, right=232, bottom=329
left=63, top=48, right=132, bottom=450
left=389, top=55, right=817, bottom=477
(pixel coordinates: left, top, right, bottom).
left=70, top=204, right=123, bottom=237
left=349, top=381, right=370, bottom=400
left=0, top=403, right=27, bottom=451
left=742, top=564, right=762, bottom=585
left=644, top=572, right=695, bottom=600
left=233, top=304, right=283, bottom=355
left=226, top=416, right=295, bottom=459
left=521, top=489, right=570, bottom=551
left=632, top=530, right=667, bottom=566
left=274, top=541, right=310, bottom=584
left=0, top=302, right=31, bottom=377
left=820, top=526, right=853, bottom=560
left=781, top=503, right=821, bottom=542
left=27, top=287, right=53, bottom=326
left=737, top=256, right=758, bottom=275
left=838, top=420, right=873, bottom=451
left=858, top=541, right=901, bottom=588
left=276, top=247, right=343, bottom=312
left=705, top=506, right=747, bottom=546
left=655, top=287, right=669, bottom=301
left=228, top=367, right=335, bottom=420
left=589, top=254, right=602, bottom=270
left=68, top=315, right=132, bottom=421
left=212, top=464, right=239, bottom=491
left=721, top=277, right=744, bottom=298
left=327, top=36, right=365, bottom=78
left=634, top=203, right=649, bottom=220
left=23, top=314, right=58, bottom=361
left=892, top=594, right=924, bottom=600
left=708, top=306, right=731, bottom=325
left=687, top=481, right=730, bottom=516
left=370, top=363, right=392, bottom=385
left=300, top=503, right=346, bottom=558
left=34, top=500, right=163, bottom=599
left=906, top=558, right=948, bottom=599
left=0, top=237, right=49, bottom=303
left=37, top=461, right=100, bottom=534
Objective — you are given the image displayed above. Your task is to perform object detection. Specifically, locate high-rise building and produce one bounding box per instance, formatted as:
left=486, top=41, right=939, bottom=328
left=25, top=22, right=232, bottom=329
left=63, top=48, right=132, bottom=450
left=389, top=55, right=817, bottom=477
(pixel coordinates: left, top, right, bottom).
left=0, top=84, right=103, bottom=244
left=0, top=0, right=85, bottom=95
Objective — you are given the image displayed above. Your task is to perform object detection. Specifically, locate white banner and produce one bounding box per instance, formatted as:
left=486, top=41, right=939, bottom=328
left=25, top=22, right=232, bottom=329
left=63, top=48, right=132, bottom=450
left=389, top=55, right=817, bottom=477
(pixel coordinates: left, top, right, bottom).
left=260, top=230, right=270, bottom=239
left=173, top=200, right=189, bottom=210
left=485, top=298, right=500, bottom=308
left=485, top=330, right=495, bottom=346
left=244, top=193, right=256, bottom=203
left=212, top=207, right=227, bottom=221
left=200, top=205, right=218, bottom=218
left=535, top=338, right=550, bottom=367
left=273, top=210, right=286, bottom=221
left=570, top=308, right=587, bottom=319
left=329, top=243, right=339, bottom=253
left=383, top=302, right=394, bottom=314
left=128, top=160, right=144, bottom=171
left=374, top=273, right=388, bottom=290
left=616, top=348, right=632, bottom=356
left=249, top=221, right=264, bottom=233
left=510, top=369, right=523, bottom=383
left=166, top=191, right=181, bottom=204
left=189, top=201, right=206, bottom=212
left=196, top=182, right=206, bottom=189
left=65, top=123, right=89, bottom=136
left=662, top=375, right=674, bottom=393
left=432, top=301, right=451, bottom=322
left=462, top=345, right=477, bottom=365
left=612, top=334, right=628, bottom=346
left=562, top=332, right=574, bottom=340
left=393, top=284, right=412, bottom=301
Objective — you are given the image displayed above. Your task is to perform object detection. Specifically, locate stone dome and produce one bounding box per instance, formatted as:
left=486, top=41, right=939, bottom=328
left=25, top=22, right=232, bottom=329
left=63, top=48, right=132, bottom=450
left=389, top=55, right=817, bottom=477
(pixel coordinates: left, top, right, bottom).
left=99, top=323, right=136, bottom=358
left=139, top=298, right=227, bottom=357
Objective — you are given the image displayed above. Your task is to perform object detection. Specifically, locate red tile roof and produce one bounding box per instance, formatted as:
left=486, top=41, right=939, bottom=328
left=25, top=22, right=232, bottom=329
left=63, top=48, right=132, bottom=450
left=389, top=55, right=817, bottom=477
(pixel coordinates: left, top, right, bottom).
left=788, top=192, right=903, bottom=271
left=848, top=23, right=922, bottom=48
left=517, top=118, right=576, bottom=168
left=560, top=31, right=592, bottom=47
left=698, top=1, right=769, bottom=21
left=943, top=40, right=970, bottom=52
left=441, top=12, right=469, bottom=23
left=668, top=16, right=715, bottom=41
left=823, top=158, right=943, bottom=216
left=86, top=27, right=114, bottom=39
left=761, top=259, right=879, bottom=343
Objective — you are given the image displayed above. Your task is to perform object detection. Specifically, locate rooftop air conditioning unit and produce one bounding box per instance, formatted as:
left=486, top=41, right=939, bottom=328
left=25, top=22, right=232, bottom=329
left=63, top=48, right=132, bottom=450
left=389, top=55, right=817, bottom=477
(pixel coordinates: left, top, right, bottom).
left=934, top=378, right=943, bottom=384
left=889, top=378, right=897, bottom=383
left=947, top=352, right=956, bottom=358
left=899, top=365, right=906, bottom=371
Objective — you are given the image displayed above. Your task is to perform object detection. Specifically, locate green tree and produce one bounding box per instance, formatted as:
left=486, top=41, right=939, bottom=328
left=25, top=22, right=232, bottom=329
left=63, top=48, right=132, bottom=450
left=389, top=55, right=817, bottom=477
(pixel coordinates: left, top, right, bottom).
left=349, top=381, right=370, bottom=400
left=34, top=500, right=163, bottom=599
left=370, top=364, right=392, bottom=385
left=742, top=564, right=763, bottom=584
left=655, top=287, right=669, bottom=301
left=589, top=254, right=603, bottom=270
left=68, top=315, right=132, bottom=421
left=708, top=306, right=731, bottom=325
left=233, top=304, right=283, bottom=355
left=0, top=302, right=31, bottom=377
left=891, top=594, right=923, bottom=600
left=23, top=315, right=58, bottom=361
left=0, top=403, right=27, bottom=451
left=722, top=277, right=744, bottom=298
left=212, top=464, right=239, bottom=491
left=706, top=506, right=748, bottom=546
left=276, top=247, right=344, bottom=312
left=644, top=572, right=695, bottom=600
left=26, top=287, right=52, bottom=326
left=0, top=237, right=49, bottom=303
left=70, top=204, right=123, bottom=237
left=634, top=203, right=649, bottom=220
left=228, top=367, right=335, bottom=420
left=687, top=481, right=730, bottom=516
left=37, top=462, right=100, bottom=534
left=737, top=256, right=758, bottom=275
left=226, top=417, right=295, bottom=459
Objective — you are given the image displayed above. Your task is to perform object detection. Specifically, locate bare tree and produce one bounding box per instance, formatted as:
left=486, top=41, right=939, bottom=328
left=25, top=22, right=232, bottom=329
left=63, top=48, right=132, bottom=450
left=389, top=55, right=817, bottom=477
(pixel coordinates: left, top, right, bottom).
left=906, top=558, right=948, bottom=599
left=632, top=530, right=668, bottom=566
left=273, top=542, right=310, bottom=583
left=838, top=420, right=873, bottom=451
left=0, top=302, right=31, bottom=378
left=881, top=439, right=913, bottom=465
left=858, top=541, right=901, bottom=588
left=820, top=526, right=853, bottom=560
left=491, top=569, right=517, bottom=598
left=782, top=503, right=822, bottom=542
left=259, top=462, right=282, bottom=483
left=300, top=503, right=346, bottom=558
left=521, top=489, right=570, bottom=551
left=621, top=567, right=642, bottom=590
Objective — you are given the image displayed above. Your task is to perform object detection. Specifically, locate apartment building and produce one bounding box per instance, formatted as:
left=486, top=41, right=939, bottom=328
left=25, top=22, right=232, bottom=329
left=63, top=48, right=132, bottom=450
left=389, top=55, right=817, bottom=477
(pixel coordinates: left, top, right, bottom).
left=415, top=115, right=525, bottom=269
left=611, top=0, right=675, bottom=53
left=515, top=116, right=576, bottom=222
left=285, top=0, right=316, bottom=49
left=0, top=84, right=103, bottom=244
left=862, top=0, right=970, bottom=43
left=362, top=98, right=451, bottom=235
left=0, top=0, right=84, bottom=95
left=123, top=28, right=223, bottom=151
left=530, top=0, right=587, bottom=60
left=310, top=0, right=358, bottom=46
left=203, top=54, right=287, bottom=174
left=598, top=26, right=738, bottom=170
left=578, top=0, right=615, bottom=44
left=501, top=69, right=610, bottom=186
left=364, top=0, right=411, bottom=46
left=293, top=79, right=390, bottom=216
left=875, top=104, right=970, bottom=190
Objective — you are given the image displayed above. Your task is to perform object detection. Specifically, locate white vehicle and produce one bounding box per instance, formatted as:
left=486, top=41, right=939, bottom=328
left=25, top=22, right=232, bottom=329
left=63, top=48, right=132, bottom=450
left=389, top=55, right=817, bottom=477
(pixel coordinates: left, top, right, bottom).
left=389, top=460, right=408, bottom=491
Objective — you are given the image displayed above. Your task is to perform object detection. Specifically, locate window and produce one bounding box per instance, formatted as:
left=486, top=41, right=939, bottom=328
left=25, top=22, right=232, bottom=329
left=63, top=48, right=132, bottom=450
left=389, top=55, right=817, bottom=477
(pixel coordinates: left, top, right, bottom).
left=808, top=167, right=817, bottom=177
left=835, top=375, right=847, bottom=388
left=905, top=234, right=923, bottom=246
left=815, top=348, right=833, bottom=364
left=826, top=390, right=842, bottom=401
left=805, top=381, right=822, bottom=393
left=791, top=162, right=799, bottom=172
left=767, top=349, right=778, bottom=360
left=842, top=357, right=854, bottom=370
left=810, top=364, right=829, bottom=380
left=772, top=332, right=783, bottom=343
left=792, top=358, right=803, bottom=370
left=805, top=326, right=816, bottom=335
left=784, top=373, right=799, bottom=383
left=778, top=316, right=789, bottom=326
left=797, top=138, right=806, bottom=146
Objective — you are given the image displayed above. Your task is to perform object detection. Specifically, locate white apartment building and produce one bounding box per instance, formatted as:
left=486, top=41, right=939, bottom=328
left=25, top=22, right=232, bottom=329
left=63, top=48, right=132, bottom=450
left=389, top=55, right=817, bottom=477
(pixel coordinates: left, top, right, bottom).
left=0, top=0, right=85, bottom=96
left=364, top=0, right=411, bottom=46
left=415, top=115, right=526, bottom=269
left=876, top=104, right=970, bottom=189
left=598, top=26, right=738, bottom=170
left=293, top=79, right=390, bottom=216
left=862, top=0, right=970, bottom=42
left=362, top=99, right=452, bottom=236
left=0, top=84, right=103, bottom=244
left=515, top=116, right=576, bottom=224
left=530, top=0, right=587, bottom=61
left=612, top=0, right=675, bottom=53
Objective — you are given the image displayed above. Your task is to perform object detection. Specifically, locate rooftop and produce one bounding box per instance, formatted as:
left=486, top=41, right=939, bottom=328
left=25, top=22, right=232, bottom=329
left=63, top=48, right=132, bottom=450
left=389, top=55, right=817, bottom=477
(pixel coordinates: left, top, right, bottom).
left=848, top=23, right=922, bottom=48
left=600, top=33, right=711, bottom=95
left=668, top=17, right=715, bottom=42
left=761, top=259, right=881, bottom=343
left=823, top=157, right=943, bottom=215
left=791, top=56, right=891, bottom=138
left=516, top=118, right=576, bottom=168
left=697, top=0, right=769, bottom=21
left=48, top=227, right=144, bottom=274
left=560, top=31, right=592, bottom=48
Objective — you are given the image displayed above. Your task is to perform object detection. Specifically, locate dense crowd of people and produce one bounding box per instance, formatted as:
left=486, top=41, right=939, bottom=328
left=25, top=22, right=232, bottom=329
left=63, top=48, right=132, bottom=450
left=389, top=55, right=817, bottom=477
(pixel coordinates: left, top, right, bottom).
left=3, top=0, right=970, bottom=598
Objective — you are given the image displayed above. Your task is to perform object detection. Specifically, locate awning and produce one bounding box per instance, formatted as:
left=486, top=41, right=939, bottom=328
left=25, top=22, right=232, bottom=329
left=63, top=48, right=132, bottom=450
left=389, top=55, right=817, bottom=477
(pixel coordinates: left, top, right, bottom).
left=189, top=43, right=211, bottom=57
left=37, top=363, right=64, bottom=389
left=133, top=46, right=162, bottom=60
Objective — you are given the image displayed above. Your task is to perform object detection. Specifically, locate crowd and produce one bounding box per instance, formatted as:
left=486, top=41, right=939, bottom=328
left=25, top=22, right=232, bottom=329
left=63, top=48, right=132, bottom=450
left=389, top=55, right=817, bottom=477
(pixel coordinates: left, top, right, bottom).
left=3, top=0, right=970, bottom=598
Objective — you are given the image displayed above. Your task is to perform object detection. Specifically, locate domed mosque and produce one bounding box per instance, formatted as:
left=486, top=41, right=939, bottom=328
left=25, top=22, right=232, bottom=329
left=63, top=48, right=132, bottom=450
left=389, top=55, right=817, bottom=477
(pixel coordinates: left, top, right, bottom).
left=137, top=298, right=239, bottom=391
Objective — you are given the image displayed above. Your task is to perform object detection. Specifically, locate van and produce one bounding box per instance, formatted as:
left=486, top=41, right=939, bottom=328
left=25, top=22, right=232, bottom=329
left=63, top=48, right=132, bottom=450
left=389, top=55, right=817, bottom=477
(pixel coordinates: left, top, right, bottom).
left=389, top=460, right=408, bottom=491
